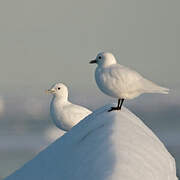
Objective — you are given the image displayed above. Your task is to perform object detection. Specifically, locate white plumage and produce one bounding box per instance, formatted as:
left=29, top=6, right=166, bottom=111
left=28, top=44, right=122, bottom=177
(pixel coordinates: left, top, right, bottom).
left=47, top=83, right=92, bottom=131
left=90, top=52, right=169, bottom=111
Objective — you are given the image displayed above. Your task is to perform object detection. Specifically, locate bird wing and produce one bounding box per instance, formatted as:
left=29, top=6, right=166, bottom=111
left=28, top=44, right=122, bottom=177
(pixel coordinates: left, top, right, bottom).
left=63, top=104, right=92, bottom=125
left=107, top=64, right=145, bottom=95
left=107, top=64, right=169, bottom=96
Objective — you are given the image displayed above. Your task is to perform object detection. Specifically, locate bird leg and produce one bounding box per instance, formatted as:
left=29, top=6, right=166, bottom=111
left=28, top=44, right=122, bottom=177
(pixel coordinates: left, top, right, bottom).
left=119, top=99, right=124, bottom=110
left=108, top=99, right=124, bottom=112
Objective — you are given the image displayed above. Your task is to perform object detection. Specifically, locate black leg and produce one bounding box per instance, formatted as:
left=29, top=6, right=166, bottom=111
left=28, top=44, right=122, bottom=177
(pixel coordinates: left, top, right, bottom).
left=117, top=99, right=121, bottom=108
left=108, top=99, right=124, bottom=112
left=119, top=99, right=124, bottom=110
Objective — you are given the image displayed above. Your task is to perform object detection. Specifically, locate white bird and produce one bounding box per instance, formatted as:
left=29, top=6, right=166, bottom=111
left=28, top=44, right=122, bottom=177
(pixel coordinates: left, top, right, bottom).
left=90, top=52, right=169, bottom=112
left=46, top=83, right=92, bottom=131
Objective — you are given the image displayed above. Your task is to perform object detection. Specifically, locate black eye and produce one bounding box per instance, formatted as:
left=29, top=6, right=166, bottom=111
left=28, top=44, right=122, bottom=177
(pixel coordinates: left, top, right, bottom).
left=98, top=56, right=102, bottom=59
left=58, top=87, right=60, bottom=90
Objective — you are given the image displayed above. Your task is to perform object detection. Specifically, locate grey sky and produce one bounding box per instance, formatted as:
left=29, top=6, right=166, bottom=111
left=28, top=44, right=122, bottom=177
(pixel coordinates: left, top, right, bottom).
left=0, top=0, right=179, bottom=98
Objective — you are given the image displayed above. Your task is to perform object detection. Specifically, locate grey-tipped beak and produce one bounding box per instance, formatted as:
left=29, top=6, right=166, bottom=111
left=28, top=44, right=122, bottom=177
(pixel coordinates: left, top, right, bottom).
left=45, top=89, right=55, bottom=94
left=89, top=59, right=97, bottom=64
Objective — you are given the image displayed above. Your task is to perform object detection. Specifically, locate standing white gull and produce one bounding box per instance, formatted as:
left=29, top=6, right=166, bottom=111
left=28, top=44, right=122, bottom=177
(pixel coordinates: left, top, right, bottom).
left=90, top=52, right=169, bottom=112
left=47, top=83, right=92, bottom=131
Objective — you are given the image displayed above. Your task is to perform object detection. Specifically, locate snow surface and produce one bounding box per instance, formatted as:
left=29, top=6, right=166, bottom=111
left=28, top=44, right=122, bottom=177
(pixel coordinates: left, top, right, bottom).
left=5, top=104, right=178, bottom=180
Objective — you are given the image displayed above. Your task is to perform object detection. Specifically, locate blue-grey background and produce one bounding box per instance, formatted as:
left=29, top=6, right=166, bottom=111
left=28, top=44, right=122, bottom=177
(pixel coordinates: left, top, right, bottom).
left=0, top=0, right=179, bottom=178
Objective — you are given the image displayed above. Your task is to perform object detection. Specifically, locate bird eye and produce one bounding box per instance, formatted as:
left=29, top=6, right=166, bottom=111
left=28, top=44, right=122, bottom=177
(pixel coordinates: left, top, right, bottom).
left=98, top=56, right=102, bottom=59
left=58, top=87, right=60, bottom=90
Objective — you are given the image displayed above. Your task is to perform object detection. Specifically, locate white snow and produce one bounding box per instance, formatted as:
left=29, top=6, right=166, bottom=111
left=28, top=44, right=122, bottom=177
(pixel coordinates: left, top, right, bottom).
left=5, top=104, right=178, bottom=180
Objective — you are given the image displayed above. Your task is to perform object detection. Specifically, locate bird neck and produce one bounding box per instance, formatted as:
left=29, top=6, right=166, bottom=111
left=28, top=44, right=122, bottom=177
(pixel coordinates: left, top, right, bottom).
left=53, top=95, right=69, bottom=105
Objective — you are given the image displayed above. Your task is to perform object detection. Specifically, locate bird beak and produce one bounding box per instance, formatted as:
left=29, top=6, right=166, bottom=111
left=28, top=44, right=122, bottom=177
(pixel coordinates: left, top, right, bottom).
left=45, top=89, right=55, bottom=94
left=89, top=59, right=97, bottom=64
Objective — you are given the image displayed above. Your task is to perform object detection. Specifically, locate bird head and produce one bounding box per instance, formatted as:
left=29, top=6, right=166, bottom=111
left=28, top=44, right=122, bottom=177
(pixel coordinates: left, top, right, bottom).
left=90, top=52, right=117, bottom=67
left=46, top=83, right=68, bottom=99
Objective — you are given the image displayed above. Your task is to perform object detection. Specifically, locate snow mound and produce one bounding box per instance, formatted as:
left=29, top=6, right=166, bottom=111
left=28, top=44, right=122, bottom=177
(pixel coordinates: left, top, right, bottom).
left=5, top=104, right=178, bottom=180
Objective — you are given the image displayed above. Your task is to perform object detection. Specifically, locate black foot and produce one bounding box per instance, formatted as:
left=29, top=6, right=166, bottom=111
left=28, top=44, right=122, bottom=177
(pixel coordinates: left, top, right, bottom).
left=108, top=107, right=121, bottom=112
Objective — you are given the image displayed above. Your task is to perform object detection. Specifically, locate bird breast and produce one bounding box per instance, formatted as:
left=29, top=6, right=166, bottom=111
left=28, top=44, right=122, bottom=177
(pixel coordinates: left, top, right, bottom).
left=50, top=100, right=73, bottom=131
left=95, top=67, right=121, bottom=98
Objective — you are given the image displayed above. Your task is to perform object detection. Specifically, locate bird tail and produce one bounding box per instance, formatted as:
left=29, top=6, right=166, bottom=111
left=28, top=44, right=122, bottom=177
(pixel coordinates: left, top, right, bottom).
left=142, top=79, right=169, bottom=94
